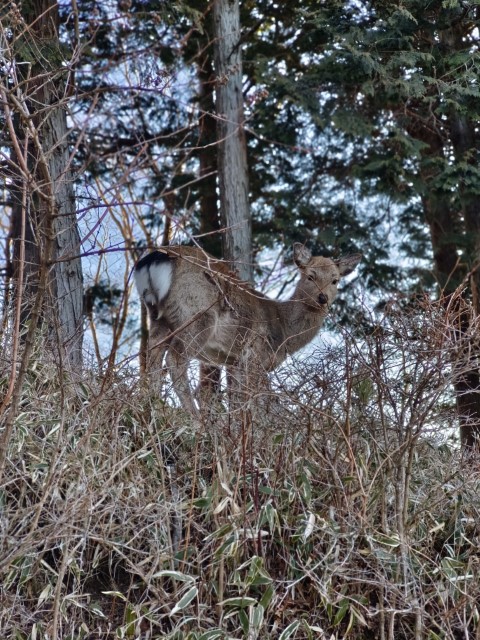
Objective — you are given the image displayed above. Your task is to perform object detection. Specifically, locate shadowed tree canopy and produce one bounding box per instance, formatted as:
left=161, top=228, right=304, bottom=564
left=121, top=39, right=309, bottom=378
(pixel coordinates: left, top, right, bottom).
left=273, top=0, right=480, bottom=445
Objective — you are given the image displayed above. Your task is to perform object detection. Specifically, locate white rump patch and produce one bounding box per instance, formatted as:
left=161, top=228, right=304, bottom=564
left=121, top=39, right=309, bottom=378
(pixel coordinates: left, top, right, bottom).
left=149, top=261, right=172, bottom=301
left=134, top=261, right=172, bottom=306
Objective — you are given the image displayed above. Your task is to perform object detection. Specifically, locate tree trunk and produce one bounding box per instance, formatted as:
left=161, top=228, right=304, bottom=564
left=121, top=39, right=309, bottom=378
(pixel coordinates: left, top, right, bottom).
left=10, top=0, right=83, bottom=368
left=197, top=37, right=223, bottom=396
left=197, top=47, right=222, bottom=259
left=449, top=112, right=480, bottom=449
left=213, top=0, right=252, bottom=282
left=421, top=186, right=480, bottom=449
left=415, top=121, right=480, bottom=450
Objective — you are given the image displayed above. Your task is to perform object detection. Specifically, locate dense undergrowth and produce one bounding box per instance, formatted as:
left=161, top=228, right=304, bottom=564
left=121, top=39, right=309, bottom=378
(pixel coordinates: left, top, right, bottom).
left=1, top=297, right=480, bottom=639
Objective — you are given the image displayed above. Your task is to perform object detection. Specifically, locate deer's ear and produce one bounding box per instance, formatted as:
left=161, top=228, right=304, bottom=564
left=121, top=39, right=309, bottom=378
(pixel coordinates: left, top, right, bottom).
left=293, top=243, right=312, bottom=268
left=336, top=253, right=362, bottom=276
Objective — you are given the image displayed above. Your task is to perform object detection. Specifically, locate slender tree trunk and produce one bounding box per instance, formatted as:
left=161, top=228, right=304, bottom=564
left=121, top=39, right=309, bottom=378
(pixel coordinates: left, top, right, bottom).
left=197, top=48, right=222, bottom=259
left=421, top=188, right=480, bottom=449
left=213, top=0, right=252, bottom=282
left=197, top=38, right=222, bottom=395
left=10, top=0, right=83, bottom=367
left=449, top=112, right=480, bottom=449
left=44, top=97, right=84, bottom=367
left=416, top=124, right=480, bottom=450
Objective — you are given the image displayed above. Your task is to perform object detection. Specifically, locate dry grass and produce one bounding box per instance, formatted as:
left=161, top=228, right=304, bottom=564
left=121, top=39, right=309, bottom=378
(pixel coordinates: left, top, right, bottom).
left=1, top=297, right=480, bottom=639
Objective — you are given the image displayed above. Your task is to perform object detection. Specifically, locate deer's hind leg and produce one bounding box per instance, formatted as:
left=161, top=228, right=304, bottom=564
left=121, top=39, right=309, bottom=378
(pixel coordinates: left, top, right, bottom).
left=143, top=319, right=172, bottom=399
left=166, top=338, right=200, bottom=416
left=148, top=320, right=171, bottom=373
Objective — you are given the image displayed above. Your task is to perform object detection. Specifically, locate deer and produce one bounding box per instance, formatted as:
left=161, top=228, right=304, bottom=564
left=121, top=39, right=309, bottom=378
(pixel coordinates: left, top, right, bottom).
left=134, top=243, right=361, bottom=415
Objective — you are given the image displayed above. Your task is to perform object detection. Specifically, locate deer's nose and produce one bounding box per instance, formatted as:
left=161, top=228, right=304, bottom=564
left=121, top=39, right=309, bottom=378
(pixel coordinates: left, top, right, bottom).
left=318, top=293, right=328, bottom=305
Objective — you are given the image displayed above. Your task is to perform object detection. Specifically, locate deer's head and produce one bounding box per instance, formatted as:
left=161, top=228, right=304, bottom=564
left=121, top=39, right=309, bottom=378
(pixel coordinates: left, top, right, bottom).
left=293, top=243, right=362, bottom=310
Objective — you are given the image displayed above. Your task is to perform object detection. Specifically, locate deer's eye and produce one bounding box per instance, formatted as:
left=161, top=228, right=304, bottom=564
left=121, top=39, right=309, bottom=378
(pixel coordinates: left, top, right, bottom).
left=332, top=279, right=339, bottom=285
left=308, top=274, right=315, bottom=281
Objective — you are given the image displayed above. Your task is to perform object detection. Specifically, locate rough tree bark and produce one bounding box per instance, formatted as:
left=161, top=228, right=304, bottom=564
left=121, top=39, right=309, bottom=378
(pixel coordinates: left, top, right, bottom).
left=198, top=46, right=222, bottom=259
left=449, top=111, right=480, bottom=450
left=413, top=117, right=480, bottom=450
left=10, top=0, right=83, bottom=368
left=436, top=23, right=480, bottom=450
left=213, top=0, right=252, bottom=283
left=197, top=41, right=223, bottom=395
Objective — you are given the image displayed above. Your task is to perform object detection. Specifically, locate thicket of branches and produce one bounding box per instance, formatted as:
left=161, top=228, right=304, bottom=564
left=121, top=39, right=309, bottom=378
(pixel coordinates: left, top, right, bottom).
left=1, top=1, right=480, bottom=638
left=1, top=297, right=480, bottom=638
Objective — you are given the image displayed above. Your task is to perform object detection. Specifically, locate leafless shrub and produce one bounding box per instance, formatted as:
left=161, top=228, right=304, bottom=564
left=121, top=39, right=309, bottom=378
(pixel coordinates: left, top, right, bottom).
left=1, top=295, right=480, bottom=639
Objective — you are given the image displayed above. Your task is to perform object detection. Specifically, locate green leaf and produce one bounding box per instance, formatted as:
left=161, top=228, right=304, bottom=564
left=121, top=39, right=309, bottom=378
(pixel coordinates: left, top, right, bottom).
left=205, top=523, right=233, bottom=541
left=238, top=609, right=249, bottom=635
left=249, top=604, right=265, bottom=631
left=246, top=556, right=273, bottom=586
left=102, top=591, right=128, bottom=601
left=279, top=620, right=301, bottom=640
left=37, top=584, right=52, bottom=606
left=169, top=586, right=198, bottom=616
left=259, top=584, right=275, bottom=609
left=221, top=597, right=258, bottom=608
left=151, top=570, right=196, bottom=583
left=258, top=486, right=279, bottom=495
left=124, top=604, right=137, bottom=638
left=374, top=533, right=401, bottom=547
left=193, top=497, right=211, bottom=508
left=334, top=598, right=349, bottom=626
left=198, top=631, right=225, bottom=640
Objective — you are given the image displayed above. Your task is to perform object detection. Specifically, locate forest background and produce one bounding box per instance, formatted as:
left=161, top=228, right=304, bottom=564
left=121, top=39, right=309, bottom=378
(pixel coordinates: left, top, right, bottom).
left=1, top=1, right=480, bottom=638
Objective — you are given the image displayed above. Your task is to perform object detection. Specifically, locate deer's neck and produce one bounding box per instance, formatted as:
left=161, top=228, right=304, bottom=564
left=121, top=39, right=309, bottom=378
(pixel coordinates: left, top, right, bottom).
left=272, top=294, right=327, bottom=355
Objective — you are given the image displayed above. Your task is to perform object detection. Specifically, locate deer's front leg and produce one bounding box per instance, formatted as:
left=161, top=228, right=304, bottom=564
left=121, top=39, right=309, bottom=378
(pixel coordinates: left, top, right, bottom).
left=227, top=340, right=273, bottom=415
